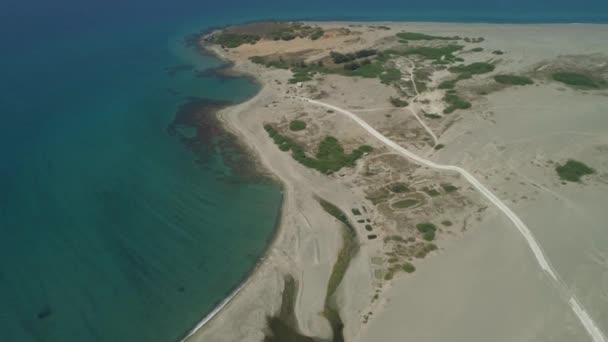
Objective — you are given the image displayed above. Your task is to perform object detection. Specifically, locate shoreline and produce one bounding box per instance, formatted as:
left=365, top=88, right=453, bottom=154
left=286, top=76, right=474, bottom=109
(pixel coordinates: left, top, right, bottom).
left=177, top=40, right=290, bottom=341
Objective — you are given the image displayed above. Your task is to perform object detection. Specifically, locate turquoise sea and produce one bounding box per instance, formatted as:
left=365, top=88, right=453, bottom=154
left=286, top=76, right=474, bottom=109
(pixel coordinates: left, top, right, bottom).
left=1, top=1, right=607, bottom=341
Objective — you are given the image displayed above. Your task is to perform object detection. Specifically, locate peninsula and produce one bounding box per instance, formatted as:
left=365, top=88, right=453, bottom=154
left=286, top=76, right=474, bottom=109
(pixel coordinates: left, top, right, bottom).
left=185, top=21, right=608, bottom=342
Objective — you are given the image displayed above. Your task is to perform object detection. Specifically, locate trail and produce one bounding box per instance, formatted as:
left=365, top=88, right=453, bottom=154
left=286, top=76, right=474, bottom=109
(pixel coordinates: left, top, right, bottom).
left=301, top=96, right=606, bottom=342
left=396, top=57, right=439, bottom=146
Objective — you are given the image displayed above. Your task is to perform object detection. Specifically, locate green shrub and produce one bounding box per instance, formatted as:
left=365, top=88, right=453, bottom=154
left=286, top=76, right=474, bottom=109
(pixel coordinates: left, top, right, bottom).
left=492, top=50, right=504, bottom=55
left=310, top=29, right=324, bottom=40
left=434, top=144, right=445, bottom=150
left=264, top=125, right=373, bottom=174
left=471, top=47, right=484, bottom=52
left=401, top=45, right=464, bottom=60
left=552, top=72, right=607, bottom=89
left=389, top=182, right=409, bottom=193
left=449, top=62, right=495, bottom=75
left=441, top=183, right=458, bottom=193
left=352, top=208, right=362, bottom=216
left=494, top=74, right=534, bottom=85
left=441, top=220, right=453, bottom=226
left=396, top=32, right=455, bottom=41
left=555, top=160, right=595, bottom=182
left=390, top=97, right=409, bottom=107
left=438, top=79, right=457, bottom=89
left=416, top=223, right=437, bottom=233
left=423, top=231, right=436, bottom=241
left=443, top=93, right=471, bottom=114
left=402, top=262, right=416, bottom=273
left=424, top=113, right=442, bottom=119
left=289, top=120, right=307, bottom=131
left=213, top=32, right=260, bottom=48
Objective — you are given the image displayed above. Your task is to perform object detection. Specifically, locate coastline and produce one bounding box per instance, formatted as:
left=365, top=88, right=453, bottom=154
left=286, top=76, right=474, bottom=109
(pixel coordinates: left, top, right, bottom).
left=177, top=39, right=289, bottom=340
left=184, top=21, right=608, bottom=342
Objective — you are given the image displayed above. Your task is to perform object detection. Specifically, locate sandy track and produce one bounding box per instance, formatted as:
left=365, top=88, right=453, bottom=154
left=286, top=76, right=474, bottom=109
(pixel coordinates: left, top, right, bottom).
left=301, top=97, right=607, bottom=342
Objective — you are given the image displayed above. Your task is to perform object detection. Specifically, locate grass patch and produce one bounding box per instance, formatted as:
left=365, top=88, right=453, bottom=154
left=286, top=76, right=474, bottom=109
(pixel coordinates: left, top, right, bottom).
left=319, top=200, right=356, bottom=342
left=449, top=62, right=495, bottom=75
left=396, top=32, right=456, bottom=41
left=389, top=182, right=409, bottom=193
left=264, top=125, right=372, bottom=174
left=249, top=56, right=290, bottom=69
left=417, top=223, right=437, bottom=233
left=424, top=113, right=442, bottom=119
left=555, top=160, right=595, bottom=182
left=443, top=93, right=471, bottom=114
left=470, top=47, right=484, bottom=52
left=552, top=72, right=607, bottom=89
left=417, top=222, right=437, bottom=241
left=441, top=183, right=458, bottom=193
left=400, top=45, right=464, bottom=61
left=288, top=120, right=307, bottom=131
left=402, top=262, right=416, bottom=273
left=392, top=199, right=419, bottom=209
left=390, top=97, right=409, bottom=107
left=494, top=74, right=534, bottom=86
left=212, top=32, right=260, bottom=48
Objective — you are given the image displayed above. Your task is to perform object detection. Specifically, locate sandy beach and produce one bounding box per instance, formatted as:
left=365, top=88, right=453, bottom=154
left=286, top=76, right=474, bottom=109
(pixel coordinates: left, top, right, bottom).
left=185, top=22, right=608, bottom=342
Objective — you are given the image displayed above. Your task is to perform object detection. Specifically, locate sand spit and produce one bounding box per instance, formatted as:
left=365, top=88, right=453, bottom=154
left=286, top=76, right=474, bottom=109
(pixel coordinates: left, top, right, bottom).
left=185, top=22, right=608, bottom=342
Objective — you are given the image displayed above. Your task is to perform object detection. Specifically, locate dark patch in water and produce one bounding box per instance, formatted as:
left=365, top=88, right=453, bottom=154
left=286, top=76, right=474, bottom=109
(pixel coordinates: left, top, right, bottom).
left=37, top=307, right=52, bottom=320
left=165, top=64, right=194, bottom=77
left=167, top=97, right=265, bottom=180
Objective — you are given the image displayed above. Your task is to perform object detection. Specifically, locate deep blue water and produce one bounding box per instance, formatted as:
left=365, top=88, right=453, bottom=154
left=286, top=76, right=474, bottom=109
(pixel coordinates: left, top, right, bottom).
left=1, top=1, right=607, bottom=341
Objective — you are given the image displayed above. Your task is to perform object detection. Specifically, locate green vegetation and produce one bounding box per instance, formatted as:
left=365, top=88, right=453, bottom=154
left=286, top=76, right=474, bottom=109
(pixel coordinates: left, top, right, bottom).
left=555, top=160, right=595, bottom=182
left=434, top=144, right=445, bottom=150
left=390, top=97, right=409, bottom=107
left=310, top=29, right=324, bottom=40
left=441, top=183, right=458, bottom=193
left=351, top=208, right=362, bottom=216
left=443, top=93, right=471, bottom=114
left=423, top=187, right=441, bottom=197
left=424, top=113, right=442, bottom=119
left=289, top=120, right=307, bottom=131
left=414, top=243, right=438, bottom=258
left=470, top=47, right=484, bottom=52
left=494, top=74, right=534, bottom=86
left=392, top=199, right=419, bottom=209
left=402, top=262, right=416, bottom=273
left=441, top=220, right=453, bottom=226
left=319, top=199, right=358, bottom=342
left=212, top=32, right=260, bottom=48
left=416, top=222, right=437, bottom=241
left=249, top=56, right=290, bottom=69
left=389, top=182, right=409, bottom=193
left=330, top=49, right=378, bottom=64
left=268, top=23, right=325, bottom=41
left=449, top=62, right=495, bottom=75
left=552, top=72, right=607, bottom=89
left=464, top=37, right=484, bottom=43
left=492, top=50, right=504, bottom=55
left=399, top=45, right=464, bottom=61
left=396, top=32, right=455, bottom=41
left=264, top=125, right=372, bottom=174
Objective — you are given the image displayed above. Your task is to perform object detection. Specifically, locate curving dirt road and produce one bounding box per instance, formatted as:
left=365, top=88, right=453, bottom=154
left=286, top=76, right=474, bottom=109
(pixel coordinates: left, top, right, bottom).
left=301, top=96, right=606, bottom=342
